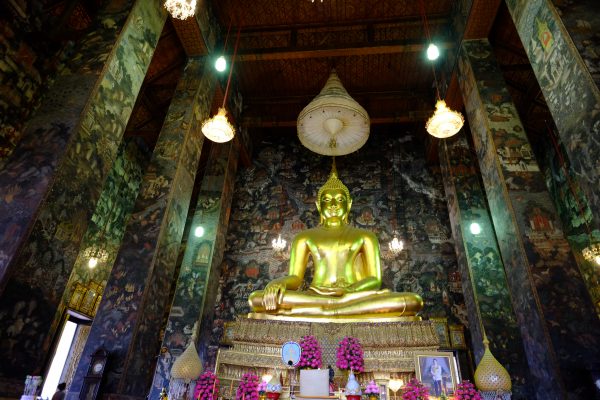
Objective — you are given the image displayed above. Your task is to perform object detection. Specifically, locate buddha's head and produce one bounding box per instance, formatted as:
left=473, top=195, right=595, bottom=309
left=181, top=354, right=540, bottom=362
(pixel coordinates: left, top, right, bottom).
left=316, top=161, right=352, bottom=225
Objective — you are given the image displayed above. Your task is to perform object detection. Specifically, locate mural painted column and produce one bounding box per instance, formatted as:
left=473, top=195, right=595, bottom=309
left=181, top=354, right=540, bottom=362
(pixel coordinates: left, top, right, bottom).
left=504, top=0, right=600, bottom=228
left=459, top=38, right=600, bottom=399
left=508, top=0, right=600, bottom=315
left=150, top=140, right=240, bottom=399
left=57, top=138, right=149, bottom=321
left=68, top=57, right=216, bottom=400
left=0, top=0, right=165, bottom=394
left=439, top=133, right=531, bottom=399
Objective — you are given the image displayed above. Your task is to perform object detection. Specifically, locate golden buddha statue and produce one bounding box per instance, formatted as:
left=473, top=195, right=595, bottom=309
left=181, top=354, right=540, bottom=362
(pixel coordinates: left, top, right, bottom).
left=248, top=162, right=423, bottom=320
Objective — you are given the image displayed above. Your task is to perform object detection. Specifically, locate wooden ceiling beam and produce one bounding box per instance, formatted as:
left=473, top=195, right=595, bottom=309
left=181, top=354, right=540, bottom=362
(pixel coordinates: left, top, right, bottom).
left=243, top=114, right=429, bottom=128
left=238, top=15, right=449, bottom=33
left=235, top=41, right=454, bottom=62
left=244, top=90, right=430, bottom=105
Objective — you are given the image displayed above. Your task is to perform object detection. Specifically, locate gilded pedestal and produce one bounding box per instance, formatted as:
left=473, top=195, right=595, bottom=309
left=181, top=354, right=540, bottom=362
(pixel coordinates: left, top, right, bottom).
left=216, top=317, right=439, bottom=399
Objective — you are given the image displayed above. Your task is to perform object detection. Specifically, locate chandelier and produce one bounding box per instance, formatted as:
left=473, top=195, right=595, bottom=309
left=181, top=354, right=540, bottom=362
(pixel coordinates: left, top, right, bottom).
left=164, top=0, right=197, bottom=20
left=426, top=100, right=465, bottom=138
left=272, top=234, right=287, bottom=252
left=202, top=108, right=235, bottom=143
left=388, top=235, right=404, bottom=254
left=202, top=27, right=241, bottom=143
left=419, top=0, right=464, bottom=139
left=583, top=241, right=600, bottom=266
left=82, top=246, right=109, bottom=268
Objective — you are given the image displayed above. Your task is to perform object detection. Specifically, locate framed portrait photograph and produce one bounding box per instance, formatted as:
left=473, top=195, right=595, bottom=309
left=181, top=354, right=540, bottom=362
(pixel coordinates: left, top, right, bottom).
left=414, top=352, right=459, bottom=397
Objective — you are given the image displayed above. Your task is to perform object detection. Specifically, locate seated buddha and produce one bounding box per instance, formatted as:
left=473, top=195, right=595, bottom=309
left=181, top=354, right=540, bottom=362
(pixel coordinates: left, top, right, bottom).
left=248, top=162, right=423, bottom=319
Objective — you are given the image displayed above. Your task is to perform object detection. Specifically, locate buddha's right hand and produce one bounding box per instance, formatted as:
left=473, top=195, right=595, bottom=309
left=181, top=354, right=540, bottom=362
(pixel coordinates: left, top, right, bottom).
left=263, top=281, right=286, bottom=311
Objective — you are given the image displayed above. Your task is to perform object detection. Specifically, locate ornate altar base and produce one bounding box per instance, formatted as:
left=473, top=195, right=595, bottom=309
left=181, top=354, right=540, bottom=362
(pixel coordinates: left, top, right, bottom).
left=215, top=317, right=440, bottom=399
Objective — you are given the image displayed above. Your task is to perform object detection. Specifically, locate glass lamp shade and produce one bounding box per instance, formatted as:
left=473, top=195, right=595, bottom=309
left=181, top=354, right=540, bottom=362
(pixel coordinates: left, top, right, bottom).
left=583, top=241, right=600, bottom=266
left=425, top=100, right=464, bottom=139
left=164, top=0, right=197, bottom=20
left=201, top=108, right=235, bottom=143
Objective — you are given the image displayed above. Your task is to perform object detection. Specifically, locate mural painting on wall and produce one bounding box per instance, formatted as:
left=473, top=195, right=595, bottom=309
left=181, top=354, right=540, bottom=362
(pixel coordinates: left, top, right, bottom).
left=506, top=0, right=600, bottom=229
left=0, top=0, right=165, bottom=380
left=442, top=141, right=529, bottom=397
left=551, top=0, right=600, bottom=88
left=209, top=134, right=466, bottom=363
left=531, top=126, right=600, bottom=315
left=461, top=39, right=600, bottom=397
left=61, top=138, right=149, bottom=309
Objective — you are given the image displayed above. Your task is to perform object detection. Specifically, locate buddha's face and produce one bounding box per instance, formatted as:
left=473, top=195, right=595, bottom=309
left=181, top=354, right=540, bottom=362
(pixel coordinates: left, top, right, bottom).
left=317, top=188, right=352, bottom=224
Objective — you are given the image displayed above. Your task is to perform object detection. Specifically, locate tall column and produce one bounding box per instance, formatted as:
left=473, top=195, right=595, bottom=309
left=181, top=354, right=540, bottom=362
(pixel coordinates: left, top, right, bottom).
left=68, top=57, right=215, bottom=400
left=504, top=0, right=600, bottom=227
left=439, top=133, right=531, bottom=399
left=0, top=0, right=165, bottom=394
left=458, top=39, right=600, bottom=399
left=149, top=140, right=240, bottom=399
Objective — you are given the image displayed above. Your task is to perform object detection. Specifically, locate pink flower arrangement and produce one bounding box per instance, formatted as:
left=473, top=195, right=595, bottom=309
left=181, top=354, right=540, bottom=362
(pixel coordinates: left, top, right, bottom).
left=194, top=371, right=219, bottom=400
left=454, top=381, right=482, bottom=400
left=236, top=373, right=260, bottom=400
left=257, top=381, right=267, bottom=395
left=401, top=378, right=429, bottom=400
left=336, top=336, right=364, bottom=373
left=365, top=380, right=380, bottom=397
left=298, top=335, right=323, bottom=369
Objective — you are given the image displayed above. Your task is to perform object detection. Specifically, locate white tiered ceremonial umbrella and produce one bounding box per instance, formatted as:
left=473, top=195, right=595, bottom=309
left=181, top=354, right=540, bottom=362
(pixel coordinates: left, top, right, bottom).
left=297, top=70, right=370, bottom=156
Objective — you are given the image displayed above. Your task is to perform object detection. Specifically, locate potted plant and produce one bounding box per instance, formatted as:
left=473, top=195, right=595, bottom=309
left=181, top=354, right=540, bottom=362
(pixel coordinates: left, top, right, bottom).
left=336, top=336, right=364, bottom=373
left=401, top=378, right=429, bottom=400
left=454, top=381, right=482, bottom=400
left=194, top=371, right=219, bottom=400
left=298, top=335, right=323, bottom=369
left=257, top=381, right=267, bottom=400
left=236, top=373, right=259, bottom=400
left=365, top=380, right=380, bottom=400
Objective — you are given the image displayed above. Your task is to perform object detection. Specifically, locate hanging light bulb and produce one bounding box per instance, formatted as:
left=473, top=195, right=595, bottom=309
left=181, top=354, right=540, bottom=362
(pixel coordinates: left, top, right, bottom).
left=470, top=222, right=482, bottom=235
left=215, top=56, right=227, bottom=72
left=426, top=100, right=464, bottom=139
left=164, top=0, right=197, bottom=20
left=272, top=234, right=287, bottom=252
left=426, top=43, right=440, bottom=60
left=194, top=226, right=205, bottom=237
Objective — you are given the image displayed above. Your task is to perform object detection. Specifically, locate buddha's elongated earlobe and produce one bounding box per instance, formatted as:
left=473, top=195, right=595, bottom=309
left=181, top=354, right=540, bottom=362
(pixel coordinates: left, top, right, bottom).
left=316, top=201, right=325, bottom=225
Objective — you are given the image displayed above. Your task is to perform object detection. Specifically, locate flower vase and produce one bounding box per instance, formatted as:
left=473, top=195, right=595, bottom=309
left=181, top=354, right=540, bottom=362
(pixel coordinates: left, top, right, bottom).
left=347, top=395, right=361, bottom=400
left=368, top=396, right=378, bottom=400
left=259, top=395, right=267, bottom=400
left=266, top=393, right=280, bottom=400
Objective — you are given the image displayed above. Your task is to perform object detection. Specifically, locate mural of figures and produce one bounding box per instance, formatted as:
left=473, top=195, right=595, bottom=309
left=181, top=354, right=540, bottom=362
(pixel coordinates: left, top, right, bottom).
left=460, top=38, right=600, bottom=399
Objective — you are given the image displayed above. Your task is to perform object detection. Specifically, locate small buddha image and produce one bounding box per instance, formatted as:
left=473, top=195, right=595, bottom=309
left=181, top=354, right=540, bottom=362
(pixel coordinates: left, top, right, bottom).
left=248, top=161, right=423, bottom=319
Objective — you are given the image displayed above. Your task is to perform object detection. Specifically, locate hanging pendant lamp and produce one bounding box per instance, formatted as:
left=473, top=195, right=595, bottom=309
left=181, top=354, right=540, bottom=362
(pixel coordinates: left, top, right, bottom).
left=202, top=27, right=241, bottom=143
left=297, top=70, right=370, bottom=156
left=426, top=100, right=465, bottom=139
